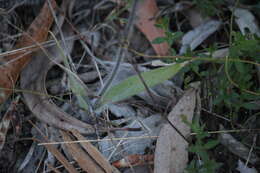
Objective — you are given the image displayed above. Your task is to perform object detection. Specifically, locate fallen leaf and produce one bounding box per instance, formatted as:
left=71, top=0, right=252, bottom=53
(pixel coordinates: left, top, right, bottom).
left=20, top=25, right=95, bottom=134
left=180, top=20, right=221, bottom=54
left=98, top=115, right=162, bottom=161
left=110, top=0, right=170, bottom=56
left=135, top=0, right=170, bottom=56
left=236, top=160, right=258, bottom=173
left=60, top=130, right=106, bottom=173
left=31, top=123, right=78, bottom=173
left=231, top=7, right=260, bottom=37
left=43, top=141, right=78, bottom=173
left=46, top=163, right=62, bottom=173
left=219, top=125, right=259, bottom=164
left=154, top=87, right=197, bottom=173
left=0, top=0, right=56, bottom=104
left=72, top=130, right=114, bottom=173
left=0, top=96, right=19, bottom=151
left=112, top=154, right=154, bottom=168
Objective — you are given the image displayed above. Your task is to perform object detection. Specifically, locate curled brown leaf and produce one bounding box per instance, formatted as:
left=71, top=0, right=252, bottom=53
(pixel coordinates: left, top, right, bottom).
left=0, top=0, right=56, bottom=104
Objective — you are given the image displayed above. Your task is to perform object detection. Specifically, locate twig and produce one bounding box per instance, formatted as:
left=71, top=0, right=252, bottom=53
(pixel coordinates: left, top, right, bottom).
left=245, top=134, right=257, bottom=166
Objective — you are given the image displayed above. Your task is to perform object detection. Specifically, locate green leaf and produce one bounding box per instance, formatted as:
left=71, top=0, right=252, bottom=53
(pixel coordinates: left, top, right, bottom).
left=161, top=17, right=170, bottom=29
left=188, top=145, right=201, bottom=153
left=213, top=96, right=223, bottom=105
left=170, top=48, right=177, bottom=55
left=154, top=23, right=163, bottom=29
left=100, top=62, right=189, bottom=106
left=203, top=140, right=219, bottom=149
left=234, top=61, right=245, bottom=73
left=242, top=102, right=259, bottom=110
left=152, top=37, right=167, bottom=44
left=171, top=31, right=184, bottom=41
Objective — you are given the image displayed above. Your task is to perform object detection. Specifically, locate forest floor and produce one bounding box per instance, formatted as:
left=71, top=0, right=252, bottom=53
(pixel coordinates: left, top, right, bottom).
left=0, top=0, right=259, bottom=172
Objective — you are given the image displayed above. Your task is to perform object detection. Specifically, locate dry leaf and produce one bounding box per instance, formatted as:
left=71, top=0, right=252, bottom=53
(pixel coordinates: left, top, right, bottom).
left=46, top=163, right=62, bottom=173
left=43, top=142, right=78, bottom=173
left=32, top=125, right=78, bottom=173
left=111, top=0, right=170, bottom=56
left=231, top=7, right=260, bottom=37
left=60, top=130, right=105, bottom=173
left=0, top=96, right=19, bottom=151
left=219, top=125, right=259, bottom=164
left=20, top=25, right=95, bottom=134
left=112, top=154, right=154, bottom=168
left=180, top=20, right=221, bottom=54
left=72, top=130, right=114, bottom=173
left=154, top=88, right=197, bottom=173
left=135, top=0, right=170, bottom=56
left=0, top=0, right=56, bottom=104
left=236, top=160, right=258, bottom=173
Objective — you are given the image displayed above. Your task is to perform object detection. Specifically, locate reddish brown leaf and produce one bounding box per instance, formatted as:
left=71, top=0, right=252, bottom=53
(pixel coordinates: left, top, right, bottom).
left=0, top=0, right=56, bottom=104
left=135, top=0, right=170, bottom=56
left=43, top=140, right=78, bottom=173
left=30, top=122, right=78, bottom=173
left=60, top=130, right=105, bottom=173
left=111, top=0, right=170, bottom=56
left=112, top=154, right=154, bottom=168
left=71, top=130, right=114, bottom=173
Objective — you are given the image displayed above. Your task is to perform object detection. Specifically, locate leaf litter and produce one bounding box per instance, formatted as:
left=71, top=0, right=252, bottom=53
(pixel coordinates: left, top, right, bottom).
left=0, top=0, right=259, bottom=172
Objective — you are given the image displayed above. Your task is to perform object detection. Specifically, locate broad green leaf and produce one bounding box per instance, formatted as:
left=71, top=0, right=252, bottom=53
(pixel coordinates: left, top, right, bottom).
left=152, top=37, right=167, bottom=44
left=100, top=61, right=189, bottom=106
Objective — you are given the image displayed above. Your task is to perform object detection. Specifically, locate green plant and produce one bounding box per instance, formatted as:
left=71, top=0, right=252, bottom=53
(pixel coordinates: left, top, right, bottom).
left=184, top=121, right=221, bottom=173
left=152, top=17, right=183, bottom=55
left=149, top=2, right=260, bottom=172
left=213, top=32, right=260, bottom=112
left=152, top=14, right=260, bottom=113
left=99, top=61, right=188, bottom=106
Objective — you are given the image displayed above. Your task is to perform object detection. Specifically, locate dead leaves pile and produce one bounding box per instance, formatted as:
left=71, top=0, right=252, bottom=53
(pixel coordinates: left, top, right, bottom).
left=0, top=0, right=208, bottom=172
left=0, top=0, right=56, bottom=103
left=0, top=0, right=259, bottom=172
